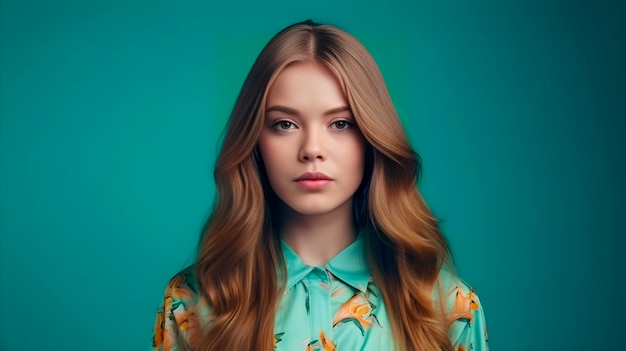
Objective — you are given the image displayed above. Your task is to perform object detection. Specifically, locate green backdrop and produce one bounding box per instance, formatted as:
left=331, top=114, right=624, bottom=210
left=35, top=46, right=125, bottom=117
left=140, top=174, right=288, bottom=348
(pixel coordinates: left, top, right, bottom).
left=1, top=1, right=624, bottom=350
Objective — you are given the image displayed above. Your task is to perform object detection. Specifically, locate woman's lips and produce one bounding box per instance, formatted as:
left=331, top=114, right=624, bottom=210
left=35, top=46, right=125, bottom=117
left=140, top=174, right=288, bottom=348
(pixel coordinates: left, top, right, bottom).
left=295, top=179, right=333, bottom=190
left=295, top=171, right=333, bottom=190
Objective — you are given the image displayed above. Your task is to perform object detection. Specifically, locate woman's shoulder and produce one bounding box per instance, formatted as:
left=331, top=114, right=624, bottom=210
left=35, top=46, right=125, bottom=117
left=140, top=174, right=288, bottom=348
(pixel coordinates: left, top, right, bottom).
left=153, top=266, right=211, bottom=351
left=163, top=265, right=200, bottom=297
left=437, top=266, right=481, bottom=320
left=160, top=265, right=208, bottom=316
left=436, top=265, right=490, bottom=350
left=437, top=265, right=475, bottom=298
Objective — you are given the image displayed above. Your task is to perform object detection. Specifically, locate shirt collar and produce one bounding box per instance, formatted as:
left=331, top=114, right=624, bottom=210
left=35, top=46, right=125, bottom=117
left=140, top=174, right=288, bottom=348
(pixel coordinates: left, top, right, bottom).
left=280, top=233, right=371, bottom=293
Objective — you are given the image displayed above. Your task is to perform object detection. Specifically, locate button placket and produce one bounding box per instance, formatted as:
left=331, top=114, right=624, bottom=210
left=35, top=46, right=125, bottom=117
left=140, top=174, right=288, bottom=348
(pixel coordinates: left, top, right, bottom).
left=305, top=267, right=334, bottom=342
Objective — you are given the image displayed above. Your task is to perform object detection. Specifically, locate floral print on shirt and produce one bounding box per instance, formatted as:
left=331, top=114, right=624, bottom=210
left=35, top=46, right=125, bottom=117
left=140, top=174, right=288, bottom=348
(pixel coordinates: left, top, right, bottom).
left=152, top=236, right=489, bottom=351
left=306, top=331, right=337, bottom=351
left=332, top=292, right=381, bottom=335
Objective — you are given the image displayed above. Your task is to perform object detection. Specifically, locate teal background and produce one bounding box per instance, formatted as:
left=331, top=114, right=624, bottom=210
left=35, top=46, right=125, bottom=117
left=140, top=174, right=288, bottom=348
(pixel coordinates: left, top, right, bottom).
left=1, top=0, right=624, bottom=350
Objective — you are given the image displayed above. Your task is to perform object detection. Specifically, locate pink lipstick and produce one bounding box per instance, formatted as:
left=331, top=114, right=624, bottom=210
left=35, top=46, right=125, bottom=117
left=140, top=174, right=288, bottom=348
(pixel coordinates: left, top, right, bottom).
left=295, top=172, right=333, bottom=190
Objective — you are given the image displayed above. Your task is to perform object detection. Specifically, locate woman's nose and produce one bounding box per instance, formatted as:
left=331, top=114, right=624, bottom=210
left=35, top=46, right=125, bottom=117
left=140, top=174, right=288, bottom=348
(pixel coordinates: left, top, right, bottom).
left=298, top=129, right=326, bottom=162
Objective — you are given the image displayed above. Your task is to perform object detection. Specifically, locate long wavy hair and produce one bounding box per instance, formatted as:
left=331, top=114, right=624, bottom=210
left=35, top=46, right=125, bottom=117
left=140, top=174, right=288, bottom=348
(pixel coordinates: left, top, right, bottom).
left=195, top=20, right=454, bottom=351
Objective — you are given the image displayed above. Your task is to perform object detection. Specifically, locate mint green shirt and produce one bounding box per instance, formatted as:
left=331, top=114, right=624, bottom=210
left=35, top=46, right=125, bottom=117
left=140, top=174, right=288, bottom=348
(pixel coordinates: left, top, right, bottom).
left=152, top=235, right=489, bottom=350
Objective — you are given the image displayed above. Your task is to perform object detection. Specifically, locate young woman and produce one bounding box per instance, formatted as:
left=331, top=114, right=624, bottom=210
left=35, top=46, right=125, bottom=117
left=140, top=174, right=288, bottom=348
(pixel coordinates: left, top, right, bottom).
left=152, top=20, right=488, bottom=351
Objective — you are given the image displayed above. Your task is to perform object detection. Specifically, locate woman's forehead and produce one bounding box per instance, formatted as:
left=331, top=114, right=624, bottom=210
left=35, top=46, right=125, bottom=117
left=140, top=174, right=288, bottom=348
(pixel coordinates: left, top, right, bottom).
left=265, top=62, right=349, bottom=113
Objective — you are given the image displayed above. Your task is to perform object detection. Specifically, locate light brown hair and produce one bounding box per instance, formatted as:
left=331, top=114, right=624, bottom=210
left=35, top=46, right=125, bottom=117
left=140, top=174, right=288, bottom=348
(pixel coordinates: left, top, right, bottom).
left=195, top=20, right=454, bottom=351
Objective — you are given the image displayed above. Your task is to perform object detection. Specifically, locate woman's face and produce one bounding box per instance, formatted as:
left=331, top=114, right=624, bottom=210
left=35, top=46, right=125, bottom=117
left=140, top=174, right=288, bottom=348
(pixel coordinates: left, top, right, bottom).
left=258, top=61, right=366, bottom=217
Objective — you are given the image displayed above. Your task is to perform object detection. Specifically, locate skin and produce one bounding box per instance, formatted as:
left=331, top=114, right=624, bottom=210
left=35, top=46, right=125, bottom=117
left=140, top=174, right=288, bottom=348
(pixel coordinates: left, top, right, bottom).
left=258, top=61, right=366, bottom=266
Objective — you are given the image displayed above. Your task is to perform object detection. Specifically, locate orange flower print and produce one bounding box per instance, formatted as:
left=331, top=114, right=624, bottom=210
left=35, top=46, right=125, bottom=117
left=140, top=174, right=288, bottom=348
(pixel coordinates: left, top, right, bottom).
left=167, top=273, right=186, bottom=290
left=161, top=326, right=177, bottom=351
left=331, top=286, right=345, bottom=298
left=167, top=276, right=192, bottom=301
left=153, top=301, right=178, bottom=351
left=152, top=311, right=164, bottom=348
left=448, top=287, right=479, bottom=324
left=458, top=346, right=466, bottom=351
left=152, top=310, right=176, bottom=351
left=155, top=271, right=204, bottom=350
left=274, top=332, right=284, bottom=349
left=306, top=331, right=337, bottom=351
left=173, top=308, right=202, bottom=346
left=332, top=293, right=381, bottom=336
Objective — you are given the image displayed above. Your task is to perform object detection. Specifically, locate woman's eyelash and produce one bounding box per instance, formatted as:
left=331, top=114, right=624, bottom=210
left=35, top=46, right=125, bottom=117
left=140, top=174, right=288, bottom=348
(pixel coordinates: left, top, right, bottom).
left=272, top=119, right=296, bottom=130
left=331, top=119, right=354, bottom=130
left=270, top=118, right=355, bottom=131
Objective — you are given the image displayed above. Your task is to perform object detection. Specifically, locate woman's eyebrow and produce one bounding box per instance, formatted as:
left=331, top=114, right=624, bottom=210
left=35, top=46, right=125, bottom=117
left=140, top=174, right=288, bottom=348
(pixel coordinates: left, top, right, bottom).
left=323, top=106, right=352, bottom=116
left=265, top=105, right=352, bottom=116
left=266, top=105, right=299, bottom=116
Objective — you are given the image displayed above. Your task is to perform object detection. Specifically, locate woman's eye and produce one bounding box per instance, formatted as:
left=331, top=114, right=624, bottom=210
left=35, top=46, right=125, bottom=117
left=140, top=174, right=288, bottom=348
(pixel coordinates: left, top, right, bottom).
left=274, top=120, right=295, bottom=130
left=332, top=120, right=351, bottom=130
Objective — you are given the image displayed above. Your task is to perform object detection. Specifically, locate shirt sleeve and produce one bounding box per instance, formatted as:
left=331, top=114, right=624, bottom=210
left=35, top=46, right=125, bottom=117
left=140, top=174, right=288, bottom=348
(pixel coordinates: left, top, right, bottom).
left=152, top=294, right=180, bottom=351
left=152, top=269, right=205, bottom=351
left=446, top=281, right=489, bottom=351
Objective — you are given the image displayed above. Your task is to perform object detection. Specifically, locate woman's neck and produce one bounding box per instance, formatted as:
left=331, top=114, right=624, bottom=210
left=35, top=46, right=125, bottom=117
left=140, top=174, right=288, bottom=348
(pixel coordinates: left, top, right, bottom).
left=279, top=202, right=356, bottom=266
